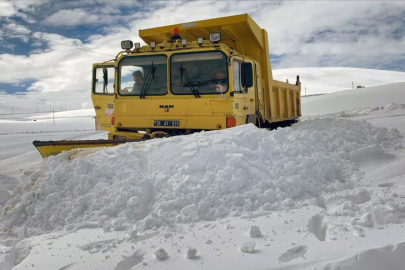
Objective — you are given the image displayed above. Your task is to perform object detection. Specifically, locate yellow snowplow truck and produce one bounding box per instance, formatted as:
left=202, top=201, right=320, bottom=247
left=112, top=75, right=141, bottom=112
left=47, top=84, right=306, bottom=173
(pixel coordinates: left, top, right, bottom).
left=34, top=13, right=301, bottom=158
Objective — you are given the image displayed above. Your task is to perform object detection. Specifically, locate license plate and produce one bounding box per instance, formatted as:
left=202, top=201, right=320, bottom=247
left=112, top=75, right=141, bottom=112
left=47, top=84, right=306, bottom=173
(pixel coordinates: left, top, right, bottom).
left=153, top=120, right=180, bottom=127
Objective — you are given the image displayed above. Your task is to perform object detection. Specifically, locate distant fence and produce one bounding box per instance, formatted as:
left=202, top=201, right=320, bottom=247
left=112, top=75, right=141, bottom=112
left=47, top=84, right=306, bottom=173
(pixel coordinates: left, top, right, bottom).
left=0, top=107, right=77, bottom=116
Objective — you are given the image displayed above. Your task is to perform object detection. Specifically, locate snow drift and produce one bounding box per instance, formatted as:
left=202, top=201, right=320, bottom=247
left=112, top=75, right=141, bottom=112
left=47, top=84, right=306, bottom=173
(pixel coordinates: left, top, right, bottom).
left=1, top=119, right=403, bottom=242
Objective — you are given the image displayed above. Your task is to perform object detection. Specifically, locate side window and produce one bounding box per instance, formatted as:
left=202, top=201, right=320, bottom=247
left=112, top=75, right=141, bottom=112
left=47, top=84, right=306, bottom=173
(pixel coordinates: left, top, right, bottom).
left=94, top=66, right=115, bottom=94
left=232, top=60, right=241, bottom=92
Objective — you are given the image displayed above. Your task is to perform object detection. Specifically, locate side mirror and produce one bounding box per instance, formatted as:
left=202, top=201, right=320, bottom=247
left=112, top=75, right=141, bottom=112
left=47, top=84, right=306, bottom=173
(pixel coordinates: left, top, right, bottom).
left=241, top=62, right=253, bottom=88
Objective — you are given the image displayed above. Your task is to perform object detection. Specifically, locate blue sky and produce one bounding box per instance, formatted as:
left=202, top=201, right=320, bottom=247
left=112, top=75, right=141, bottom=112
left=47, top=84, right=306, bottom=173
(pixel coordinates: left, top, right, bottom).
left=0, top=0, right=404, bottom=108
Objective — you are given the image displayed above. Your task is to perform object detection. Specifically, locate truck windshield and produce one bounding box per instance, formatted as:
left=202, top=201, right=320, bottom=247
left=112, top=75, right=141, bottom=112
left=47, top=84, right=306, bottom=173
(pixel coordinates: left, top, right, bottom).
left=170, top=52, right=228, bottom=95
left=119, top=55, right=167, bottom=96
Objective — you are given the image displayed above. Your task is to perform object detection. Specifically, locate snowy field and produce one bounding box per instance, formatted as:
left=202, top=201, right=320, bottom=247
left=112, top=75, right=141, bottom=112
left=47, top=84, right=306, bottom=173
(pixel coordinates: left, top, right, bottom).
left=273, top=67, right=405, bottom=95
left=1, top=78, right=405, bottom=269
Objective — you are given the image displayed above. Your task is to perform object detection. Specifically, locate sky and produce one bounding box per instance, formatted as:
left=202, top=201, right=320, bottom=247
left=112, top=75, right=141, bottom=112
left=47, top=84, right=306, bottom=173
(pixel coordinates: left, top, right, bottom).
left=0, top=1, right=405, bottom=110
left=1, top=82, right=405, bottom=269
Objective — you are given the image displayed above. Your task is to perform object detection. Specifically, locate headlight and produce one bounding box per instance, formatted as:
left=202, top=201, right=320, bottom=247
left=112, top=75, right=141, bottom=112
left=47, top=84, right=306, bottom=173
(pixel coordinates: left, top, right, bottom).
left=121, top=40, right=133, bottom=50
left=209, top=32, right=222, bottom=43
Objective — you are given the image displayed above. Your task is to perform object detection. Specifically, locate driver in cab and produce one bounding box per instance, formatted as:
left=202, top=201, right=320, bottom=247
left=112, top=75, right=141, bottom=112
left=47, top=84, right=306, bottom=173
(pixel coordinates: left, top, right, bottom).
left=210, top=69, right=227, bottom=93
left=121, top=70, right=144, bottom=94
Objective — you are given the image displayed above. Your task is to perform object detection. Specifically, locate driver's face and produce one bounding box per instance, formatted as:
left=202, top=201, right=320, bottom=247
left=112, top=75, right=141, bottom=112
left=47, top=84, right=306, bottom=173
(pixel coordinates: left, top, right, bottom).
left=216, top=71, right=225, bottom=79
left=133, top=75, right=141, bottom=83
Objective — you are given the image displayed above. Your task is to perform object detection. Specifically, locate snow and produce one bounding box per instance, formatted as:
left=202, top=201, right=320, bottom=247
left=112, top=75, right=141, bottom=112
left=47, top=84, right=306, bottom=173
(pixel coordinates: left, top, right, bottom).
left=0, top=109, right=96, bottom=134
left=273, top=67, right=405, bottom=95
left=302, top=82, right=405, bottom=116
left=1, top=71, right=405, bottom=269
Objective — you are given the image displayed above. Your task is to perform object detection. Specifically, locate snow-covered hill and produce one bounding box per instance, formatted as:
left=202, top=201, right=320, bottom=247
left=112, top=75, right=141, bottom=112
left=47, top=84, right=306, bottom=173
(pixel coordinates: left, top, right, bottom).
left=0, top=80, right=405, bottom=270
left=274, top=67, right=405, bottom=95
left=302, top=82, right=405, bottom=116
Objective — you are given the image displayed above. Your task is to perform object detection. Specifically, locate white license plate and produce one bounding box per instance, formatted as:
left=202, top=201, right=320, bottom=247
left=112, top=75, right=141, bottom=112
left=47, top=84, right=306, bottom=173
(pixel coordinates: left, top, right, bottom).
left=153, top=120, right=180, bottom=127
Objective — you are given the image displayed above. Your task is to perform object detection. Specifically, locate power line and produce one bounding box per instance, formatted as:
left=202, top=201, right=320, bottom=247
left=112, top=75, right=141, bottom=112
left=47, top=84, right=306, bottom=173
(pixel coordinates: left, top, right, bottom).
left=0, top=26, right=115, bottom=57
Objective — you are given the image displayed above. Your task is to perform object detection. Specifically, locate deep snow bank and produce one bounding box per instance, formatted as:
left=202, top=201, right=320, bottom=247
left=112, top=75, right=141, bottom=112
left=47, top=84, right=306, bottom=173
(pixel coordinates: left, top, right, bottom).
left=0, top=120, right=403, bottom=241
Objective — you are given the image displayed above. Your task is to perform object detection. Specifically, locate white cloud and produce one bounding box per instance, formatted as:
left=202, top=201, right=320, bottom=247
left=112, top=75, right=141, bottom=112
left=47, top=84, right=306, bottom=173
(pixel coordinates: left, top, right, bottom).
left=10, top=23, right=31, bottom=35
left=0, top=1, right=46, bottom=23
left=42, top=2, right=151, bottom=27
left=0, top=40, right=15, bottom=50
left=14, top=12, right=37, bottom=24
left=0, top=2, right=17, bottom=17
left=250, top=1, right=405, bottom=68
left=44, top=8, right=102, bottom=26
left=0, top=23, right=31, bottom=43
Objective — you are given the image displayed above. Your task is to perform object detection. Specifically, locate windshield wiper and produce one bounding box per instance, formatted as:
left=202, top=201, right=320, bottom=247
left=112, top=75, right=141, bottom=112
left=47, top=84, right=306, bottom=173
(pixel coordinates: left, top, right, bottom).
left=179, top=64, right=200, bottom=98
left=140, top=62, right=156, bottom=99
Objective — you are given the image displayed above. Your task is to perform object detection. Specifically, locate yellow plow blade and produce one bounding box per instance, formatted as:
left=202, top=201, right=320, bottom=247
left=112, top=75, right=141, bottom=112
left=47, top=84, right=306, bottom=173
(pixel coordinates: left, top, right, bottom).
left=33, top=139, right=145, bottom=159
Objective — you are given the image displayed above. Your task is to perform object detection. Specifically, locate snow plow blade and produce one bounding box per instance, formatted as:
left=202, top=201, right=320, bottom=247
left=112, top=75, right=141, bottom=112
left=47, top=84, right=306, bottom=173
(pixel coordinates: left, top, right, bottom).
left=33, top=139, right=145, bottom=159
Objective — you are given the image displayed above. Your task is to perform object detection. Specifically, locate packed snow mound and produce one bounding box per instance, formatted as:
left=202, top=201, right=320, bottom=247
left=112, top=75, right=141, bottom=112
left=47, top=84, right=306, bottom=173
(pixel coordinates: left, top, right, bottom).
left=0, top=174, right=19, bottom=192
left=1, top=120, right=403, bottom=239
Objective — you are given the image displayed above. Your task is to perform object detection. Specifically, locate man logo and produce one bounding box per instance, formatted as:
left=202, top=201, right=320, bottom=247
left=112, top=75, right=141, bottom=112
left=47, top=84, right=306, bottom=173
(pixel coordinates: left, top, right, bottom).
left=160, top=105, right=173, bottom=112
left=159, top=105, right=174, bottom=109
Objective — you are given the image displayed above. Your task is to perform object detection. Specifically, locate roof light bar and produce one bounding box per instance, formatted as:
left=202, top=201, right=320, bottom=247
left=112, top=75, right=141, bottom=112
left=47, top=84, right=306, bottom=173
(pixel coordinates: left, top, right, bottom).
left=197, top=37, right=203, bottom=46
left=134, top=43, right=141, bottom=50
left=181, top=39, right=187, bottom=46
left=150, top=41, right=156, bottom=49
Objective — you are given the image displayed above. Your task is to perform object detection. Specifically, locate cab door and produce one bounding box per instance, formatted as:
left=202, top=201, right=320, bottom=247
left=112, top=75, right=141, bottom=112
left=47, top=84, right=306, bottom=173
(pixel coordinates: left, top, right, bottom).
left=91, top=64, right=115, bottom=132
